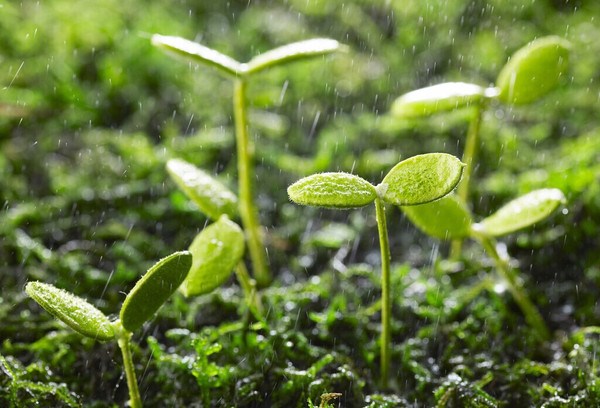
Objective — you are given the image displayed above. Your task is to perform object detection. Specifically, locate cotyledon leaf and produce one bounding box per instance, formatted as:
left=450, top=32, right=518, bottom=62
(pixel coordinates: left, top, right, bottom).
left=167, top=158, right=238, bottom=221
left=181, top=215, right=245, bottom=297
left=288, top=172, right=377, bottom=209
left=474, top=188, right=566, bottom=237
left=151, top=34, right=242, bottom=77
left=390, top=82, right=497, bottom=119
left=401, top=194, right=473, bottom=240
left=120, top=251, right=192, bottom=332
left=25, top=282, right=115, bottom=341
left=245, top=38, right=344, bottom=75
left=378, top=153, right=465, bottom=206
left=496, top=36, right=571, bottom=105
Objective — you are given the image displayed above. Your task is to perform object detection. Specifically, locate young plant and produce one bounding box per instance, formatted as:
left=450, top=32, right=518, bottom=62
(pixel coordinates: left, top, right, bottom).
left=288, top=153, right=464, bottom=388
left=390, top=36, right=571, bottom=255
left=25, top=251, right=192, bottom=408
left=166, top=158, right=262, bottom=318
left=401, top=188, right=566, bottom=340
left=153, top=35, right=344, bottom=287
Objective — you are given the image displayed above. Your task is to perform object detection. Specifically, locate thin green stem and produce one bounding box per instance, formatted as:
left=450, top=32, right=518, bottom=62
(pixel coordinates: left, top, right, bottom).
left=375, top=197, right=391, bottom=388
left=233, top=78, right=271, bottom=287
left=235, top=262, right=264, bottom=321
left=478, top=236, right=550, bottom=340
left=451, top=106, right=482, bottom=258
left=117, top=330, right=142, bottom=408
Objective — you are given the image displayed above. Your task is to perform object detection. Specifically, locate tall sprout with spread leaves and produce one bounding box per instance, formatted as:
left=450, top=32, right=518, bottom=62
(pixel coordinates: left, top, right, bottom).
left=401, top=189, right=566, bottom=340
left=390, top=36, right=571, bottom=256
left=287, top=153, right=464, bottom=388
left=166, top=158, right=261, bottom=318
left=25, top=251, right=192, bottom=408
left=152, top=35, right=344, bottom=287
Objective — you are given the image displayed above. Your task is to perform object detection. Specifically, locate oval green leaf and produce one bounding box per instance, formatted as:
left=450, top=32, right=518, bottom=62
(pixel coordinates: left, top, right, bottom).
left=496, top=36, right=571, bottom=105
left=181, top=215, right=245, bottom=297
left=245, top=38, right=343, bottom=75
left=475, top=188, right=566, bottom=237
left=378, top=153, right=465, bottom=206
left=390, top=82, right=495, bottom=118
left=288, top=172, right=377, bottom=209
left=151, top=34, right=242, bottom=77
left=120, top=251, right=192, bottom=332
left=401, top=194, right=473, bottom=240
left=25, top=282, right=115, bottom=341
left=167, top=158, right=238, bottom=221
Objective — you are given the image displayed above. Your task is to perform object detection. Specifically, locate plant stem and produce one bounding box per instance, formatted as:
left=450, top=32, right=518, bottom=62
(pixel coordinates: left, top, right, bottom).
left=117, top=330, right=142, bottom=408
left=235, top=262, right=264, bottom=321
left=375, top=197, right=391, bottom=388
left=451, top=106, right=482, bottom=258
left=233, top=78, right=271, bottom=287
left=478, top=236, right=550, bottom=340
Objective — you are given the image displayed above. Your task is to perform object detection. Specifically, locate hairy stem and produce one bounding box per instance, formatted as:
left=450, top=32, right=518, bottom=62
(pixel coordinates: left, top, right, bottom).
left=235, top=262, right=264, bottom=321
left=117, top=330, right=142, bottom=408
left=451, top=106, right=482, bottom=258
left=375, top=197, right=391, bottom=388
left=478, top=236, right=550, bottom=340
left=233, top=78, right=271, bottom=287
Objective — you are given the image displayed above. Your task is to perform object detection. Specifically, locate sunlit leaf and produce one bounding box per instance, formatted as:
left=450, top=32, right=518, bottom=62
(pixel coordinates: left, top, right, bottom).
left=245, top=38, right=343, bottom=75
left=496, top=36, right=571, bottom=105
left=378, top=153, right=464, bottom=206
left=475, top=188, right=566, bottom=237
left=288, top=172, right=377, bottom=209
left=151, top=34, right=242, bottom=77
left=26, top=282, right=115, bottom=341
left=181, top=216, right=245, bottom=297
left=167, top=158, right=238, bottom=221
left=401, top=194, right=473, bottom=240
left=120, top=251, right=192, bottom=332
left=390, top=82, right=496, bottom=118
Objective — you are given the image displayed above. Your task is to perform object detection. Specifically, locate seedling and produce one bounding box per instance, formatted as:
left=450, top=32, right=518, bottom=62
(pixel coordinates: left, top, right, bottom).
left=288, top=153, right=464, bottom=388
left=153, top=35, right=344, bottom=287
left=401, top=188, right=566, bottom=340
left=390, top=36, right=571, bottom=255
left=166, top=158, right=262, bottom=318
left=25, top=251, right=192, bottom=408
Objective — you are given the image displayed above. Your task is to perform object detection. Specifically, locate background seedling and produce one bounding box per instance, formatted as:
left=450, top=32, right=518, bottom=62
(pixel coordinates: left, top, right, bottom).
left=288, top=152, right=464, bottom=388
left=390, top=36, right=571, bottom=256
left=153, top=35, right=344, bottom=287
left=25, top=251, right=192, bottom=408
left=401, top=189, right=566, bottom=340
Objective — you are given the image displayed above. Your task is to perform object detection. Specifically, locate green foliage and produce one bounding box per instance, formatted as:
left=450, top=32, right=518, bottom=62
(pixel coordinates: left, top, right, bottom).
left=401, top=195, right=473, bottom=240
left=25, top=282, right=115, bottom=341
left=288, top=172, right=377, bottom=208
left=120, top=251, right=192, bottom=332
left=182, top=216, right=245, bottom=297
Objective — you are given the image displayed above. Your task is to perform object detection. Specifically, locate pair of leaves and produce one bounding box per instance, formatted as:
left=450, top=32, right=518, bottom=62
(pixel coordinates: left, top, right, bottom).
left=26, top=251, right=192, bottom=339
left=402, top=188, right=566, bottom=240
left=287, top=153, right=465, bottom=209
left=392, top=36, right=571, bottom=118
left=151, top=35, right=343, bottom=78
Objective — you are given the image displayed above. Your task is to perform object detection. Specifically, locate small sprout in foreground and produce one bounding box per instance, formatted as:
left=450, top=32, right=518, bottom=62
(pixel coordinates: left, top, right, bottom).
left=26, top=251, right=192, bottom=408
left=288, top=152, right=464, bottom=388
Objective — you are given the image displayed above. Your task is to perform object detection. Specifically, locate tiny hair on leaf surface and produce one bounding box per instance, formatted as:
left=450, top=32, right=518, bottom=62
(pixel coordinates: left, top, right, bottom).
left=378, top=153, right=465, bottom=206
left=475, top=188, right=566, bottom=237
left=120, top=251, right=192, bottom=332
left=401, top=194, right=473, bottom=240
left=166, top=158, right=238, bottom=221
left=496, top=36, right=571, bottom=105
left=182, top=215, right=245, bottom=297
left=287, top=172, right=377, bottom=209
left=25, top=281, right=115, bottom=341
left=390, top=82, right=496, bottom=119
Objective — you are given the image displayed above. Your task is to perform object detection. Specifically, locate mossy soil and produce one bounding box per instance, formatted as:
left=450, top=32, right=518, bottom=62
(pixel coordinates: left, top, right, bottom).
left=2, top=0, right=600, bottom=406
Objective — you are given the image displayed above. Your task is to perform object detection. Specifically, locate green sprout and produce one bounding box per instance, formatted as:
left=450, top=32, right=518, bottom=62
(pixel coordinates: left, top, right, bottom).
left=25, top=251, right=193, bottom=408
left=402, top=188, right=566, bottom=340
left=288, top=153, right=464, bottom=388
left=152, top=35, right=344, bottom=287
left=390, top=36, right=571, bottom=256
